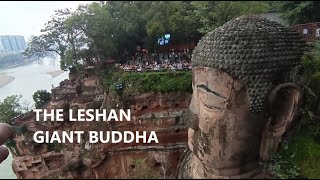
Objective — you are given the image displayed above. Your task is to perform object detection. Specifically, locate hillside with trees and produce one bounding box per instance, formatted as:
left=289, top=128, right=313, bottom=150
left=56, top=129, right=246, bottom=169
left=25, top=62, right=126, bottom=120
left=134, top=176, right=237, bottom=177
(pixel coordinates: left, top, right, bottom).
left=23, top=1, right=280, bottom=70
left=7, top=1, right=320, bottom=179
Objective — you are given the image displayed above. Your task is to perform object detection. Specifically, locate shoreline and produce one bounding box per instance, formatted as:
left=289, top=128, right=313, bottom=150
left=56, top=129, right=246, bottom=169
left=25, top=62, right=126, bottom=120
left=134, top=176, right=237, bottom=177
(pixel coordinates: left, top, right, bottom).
left=0, top=75, right=15, bottom=88
left=0, top=61, right=33, bottom=71
left=46, top=70, right=64, bottom=78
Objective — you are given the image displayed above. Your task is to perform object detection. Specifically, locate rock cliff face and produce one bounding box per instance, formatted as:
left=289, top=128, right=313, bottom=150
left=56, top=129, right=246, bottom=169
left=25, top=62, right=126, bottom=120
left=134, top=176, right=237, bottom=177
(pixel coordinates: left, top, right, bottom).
left=10, top=67, right=191, bottom=179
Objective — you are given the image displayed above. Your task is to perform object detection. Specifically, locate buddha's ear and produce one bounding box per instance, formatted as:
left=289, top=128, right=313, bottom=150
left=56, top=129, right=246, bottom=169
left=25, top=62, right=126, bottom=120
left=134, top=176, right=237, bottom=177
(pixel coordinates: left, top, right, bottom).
left=260, top=83, right=302, bottom=161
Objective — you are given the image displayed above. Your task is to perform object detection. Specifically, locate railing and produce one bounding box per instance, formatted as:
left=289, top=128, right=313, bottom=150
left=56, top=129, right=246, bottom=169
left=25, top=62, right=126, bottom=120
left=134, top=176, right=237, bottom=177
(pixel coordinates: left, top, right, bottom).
left=120, top=67, right=191, bottom=72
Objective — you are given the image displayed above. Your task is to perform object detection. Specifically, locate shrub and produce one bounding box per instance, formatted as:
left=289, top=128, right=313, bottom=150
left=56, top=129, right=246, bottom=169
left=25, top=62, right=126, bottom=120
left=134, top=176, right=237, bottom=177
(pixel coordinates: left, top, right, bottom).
left=263, top=42, right=320, bottom=179
left=103, top=66, right=192, bottom=96
left=0, top=95, right=26, bottom=124
left=47, top=142, right=64, bottom=152
left=128, top=158, right=159, bottom=179
left=6, top=139, right=20, bottom=156
left=33, top=89, right=51, bottom=108
left=13, top=125, right=28, bottom=135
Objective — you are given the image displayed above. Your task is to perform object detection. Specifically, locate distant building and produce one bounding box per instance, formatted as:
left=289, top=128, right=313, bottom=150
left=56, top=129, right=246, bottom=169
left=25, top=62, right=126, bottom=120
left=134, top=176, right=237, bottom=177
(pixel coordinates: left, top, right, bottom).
left=0, top=35, right=27, bottom=53
left=292, top=22, right=320, bottom=43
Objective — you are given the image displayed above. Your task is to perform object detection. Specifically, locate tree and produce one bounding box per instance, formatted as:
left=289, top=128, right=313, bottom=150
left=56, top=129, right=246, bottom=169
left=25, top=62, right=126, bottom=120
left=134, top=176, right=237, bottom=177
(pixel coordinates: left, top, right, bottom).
left=109, top=1, right=150, bottom=58
left=266, top=1, right=283, bottom=11
left=142, top=1, right=201, bottom=54
left=23, top=1, right=276, bottom=70
left=192, top=1, right=270, bottom=33
left=69, top=2, right=118, bottom=62
left=279, top=1, right=320, bottom=25
left=68, top=1, right=152, bottom=63
left=24, top=8, right=86, bottom=70
left=0, top=95, right=26, bottom=124
left=33, top=90, right=51, bottom=108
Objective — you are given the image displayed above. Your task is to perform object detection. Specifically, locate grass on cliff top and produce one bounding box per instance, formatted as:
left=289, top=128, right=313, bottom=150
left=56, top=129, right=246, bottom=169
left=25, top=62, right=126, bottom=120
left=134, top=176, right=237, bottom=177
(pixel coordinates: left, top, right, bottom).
left=102, top=66, right=192, bottom=95
left=270, top=119, right=320, bottom=179
left=285, top=125, right=320, bottom=179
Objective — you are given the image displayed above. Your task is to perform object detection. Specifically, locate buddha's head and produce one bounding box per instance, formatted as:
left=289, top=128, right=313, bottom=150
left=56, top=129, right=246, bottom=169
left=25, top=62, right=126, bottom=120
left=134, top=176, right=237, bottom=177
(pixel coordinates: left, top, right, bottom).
left=187, top=16, right=306, bottom=177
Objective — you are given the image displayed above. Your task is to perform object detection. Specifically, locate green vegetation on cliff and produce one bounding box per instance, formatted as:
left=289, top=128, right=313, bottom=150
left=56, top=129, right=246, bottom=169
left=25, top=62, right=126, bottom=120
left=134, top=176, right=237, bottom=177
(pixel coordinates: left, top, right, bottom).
left=0, top=95, right=26, bottom=124
left=264, top=42, right=320, bottom=179
left=129, top=158, right=160, bottom=179
left=103, top=67, right=192, bottom=95
left=22, top=1, right=320, bottom=70
left=23, top=1, right=277, bottom=69
left=283, top=126, right=320, bottom=178
left=279, top=1, right=320, bottom=25
left=266, top=123, right=320, bottom=179
left=292, top=42, right=320, bottom=179
left=47, top=142, right=64, bottom=152
left=33, top=89, right=51, bottom=108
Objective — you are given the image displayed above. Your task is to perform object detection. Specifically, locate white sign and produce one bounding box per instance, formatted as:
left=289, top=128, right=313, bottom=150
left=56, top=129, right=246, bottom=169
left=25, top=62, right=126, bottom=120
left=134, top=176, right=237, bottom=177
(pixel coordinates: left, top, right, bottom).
left=316, top=28, right=320, bottom=37
left=303, top=29, right=308, bottom=34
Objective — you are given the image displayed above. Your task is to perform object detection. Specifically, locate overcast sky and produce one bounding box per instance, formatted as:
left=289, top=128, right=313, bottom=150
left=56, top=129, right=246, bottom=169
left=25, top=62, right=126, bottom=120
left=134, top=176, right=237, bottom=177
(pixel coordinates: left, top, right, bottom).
left=0, top=1, right=93, bottom=42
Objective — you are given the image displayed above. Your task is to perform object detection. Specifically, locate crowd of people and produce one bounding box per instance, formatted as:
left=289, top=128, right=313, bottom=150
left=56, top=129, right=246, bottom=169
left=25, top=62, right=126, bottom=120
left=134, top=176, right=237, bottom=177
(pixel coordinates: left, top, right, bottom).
left=118, top=60, right=191, bottom=72
left=118, top=48, right=192, bottom=72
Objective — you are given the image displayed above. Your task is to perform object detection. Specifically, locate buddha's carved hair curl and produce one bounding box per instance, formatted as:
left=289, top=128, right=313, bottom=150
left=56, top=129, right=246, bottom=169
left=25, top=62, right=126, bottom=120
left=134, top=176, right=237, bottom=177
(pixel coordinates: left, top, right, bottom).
left=192, top=16, right=306, bottom=113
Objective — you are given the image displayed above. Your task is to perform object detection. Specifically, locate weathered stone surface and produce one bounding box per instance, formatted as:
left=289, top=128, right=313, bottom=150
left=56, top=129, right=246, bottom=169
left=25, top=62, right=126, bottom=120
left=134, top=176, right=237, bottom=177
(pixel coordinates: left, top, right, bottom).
left=177, top=15, right=305, bottom=179
left=191, top=15, right=306, bottom=113
left=10, top=67, right=191, bottom=179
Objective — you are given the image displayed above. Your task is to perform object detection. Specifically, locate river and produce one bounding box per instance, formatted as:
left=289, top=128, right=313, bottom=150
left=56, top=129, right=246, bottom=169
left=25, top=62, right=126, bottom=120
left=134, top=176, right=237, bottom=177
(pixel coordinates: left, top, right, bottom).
left=0, top=58, right=69, bottom=179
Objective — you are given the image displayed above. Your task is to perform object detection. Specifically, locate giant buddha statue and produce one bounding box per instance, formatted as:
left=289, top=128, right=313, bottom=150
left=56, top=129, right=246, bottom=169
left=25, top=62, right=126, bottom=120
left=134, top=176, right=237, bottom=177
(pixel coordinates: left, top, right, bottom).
left=177, top=16, right=306, bottom=179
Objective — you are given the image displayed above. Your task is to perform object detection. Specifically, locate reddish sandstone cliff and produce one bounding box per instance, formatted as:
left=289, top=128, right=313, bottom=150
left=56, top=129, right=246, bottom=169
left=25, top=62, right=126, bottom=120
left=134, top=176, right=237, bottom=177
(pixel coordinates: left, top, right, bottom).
left=10, top=67, right=191, bottom=179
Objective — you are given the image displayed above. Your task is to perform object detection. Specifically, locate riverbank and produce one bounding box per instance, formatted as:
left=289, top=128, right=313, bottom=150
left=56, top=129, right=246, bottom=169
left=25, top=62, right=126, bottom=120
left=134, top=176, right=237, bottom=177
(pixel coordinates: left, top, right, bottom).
left=0, top=75, right=15, bottom=88
left=0, top=61, right=33, bottom=71
left=0, top=57, right=69, bottom=179
left=46, top=70, right=64, bottom=78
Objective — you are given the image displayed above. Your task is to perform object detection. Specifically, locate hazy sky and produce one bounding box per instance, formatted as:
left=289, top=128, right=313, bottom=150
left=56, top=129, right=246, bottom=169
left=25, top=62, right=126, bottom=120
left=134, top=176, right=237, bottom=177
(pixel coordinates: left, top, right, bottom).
left=0, top=1, right=93, bottom=42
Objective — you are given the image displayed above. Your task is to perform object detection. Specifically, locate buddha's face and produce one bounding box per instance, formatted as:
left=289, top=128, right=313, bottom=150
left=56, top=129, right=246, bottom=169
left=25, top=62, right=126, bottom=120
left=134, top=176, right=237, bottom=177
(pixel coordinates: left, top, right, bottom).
left=188, top=67, right=265, bottom=170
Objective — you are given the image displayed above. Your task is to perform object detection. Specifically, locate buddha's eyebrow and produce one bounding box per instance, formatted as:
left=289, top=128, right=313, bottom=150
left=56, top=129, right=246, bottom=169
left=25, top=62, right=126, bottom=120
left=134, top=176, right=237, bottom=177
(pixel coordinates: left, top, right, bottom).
left=197, top=84, right=226, bottom=99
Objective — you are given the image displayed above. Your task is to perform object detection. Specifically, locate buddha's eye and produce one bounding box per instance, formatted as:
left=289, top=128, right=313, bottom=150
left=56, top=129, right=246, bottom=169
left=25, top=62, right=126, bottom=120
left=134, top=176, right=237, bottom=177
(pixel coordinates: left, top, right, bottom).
left=198, top=89, right=222, bottom=111
left=197, top=83, right=227, bottom=110
left=203, top=103, right=221, bottom=110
